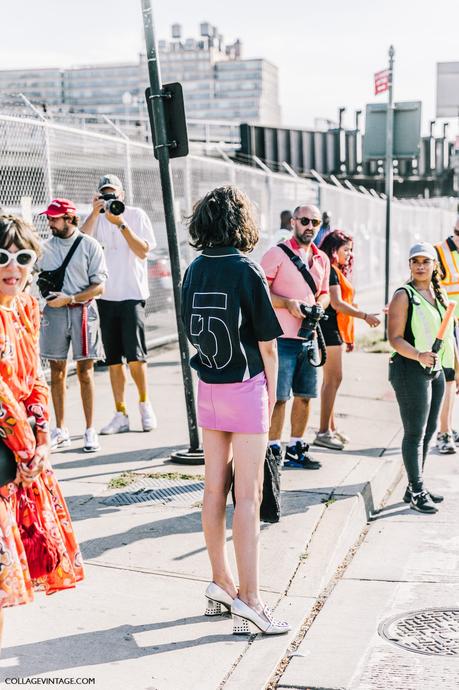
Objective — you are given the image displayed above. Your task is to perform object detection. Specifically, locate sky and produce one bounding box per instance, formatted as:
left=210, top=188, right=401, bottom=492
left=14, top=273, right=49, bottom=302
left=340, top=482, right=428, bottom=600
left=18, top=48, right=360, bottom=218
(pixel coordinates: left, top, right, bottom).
left=1, top=0, right=458, bottom=136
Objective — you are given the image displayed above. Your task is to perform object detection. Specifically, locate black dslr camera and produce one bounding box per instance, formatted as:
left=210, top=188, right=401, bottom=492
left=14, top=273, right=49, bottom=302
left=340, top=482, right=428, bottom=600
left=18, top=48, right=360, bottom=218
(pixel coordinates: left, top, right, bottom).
left=99, top=193, right=125, bottom=216
left=298, top=304, right=327, bottom=340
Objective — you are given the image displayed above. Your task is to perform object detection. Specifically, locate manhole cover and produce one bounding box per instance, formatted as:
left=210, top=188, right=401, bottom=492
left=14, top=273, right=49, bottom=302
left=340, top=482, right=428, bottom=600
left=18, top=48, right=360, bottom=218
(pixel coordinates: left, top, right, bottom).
left=379, top=608, right=459, bottom=656
left=101, top=477, right=204, bottom=507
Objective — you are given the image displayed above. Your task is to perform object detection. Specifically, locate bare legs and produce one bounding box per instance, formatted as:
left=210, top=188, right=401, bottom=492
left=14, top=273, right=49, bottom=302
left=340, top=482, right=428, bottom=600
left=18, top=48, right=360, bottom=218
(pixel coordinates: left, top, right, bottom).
left=269, top=397, right=311, bottom=440
left=50, top=359, right=97, bottom=429
left=232, top=432, right=266, bottom=608
left=201, top=428, right=266, bottom=609
left=439, top=380, right=456, bottom=435
left=49, top=360, right=67, bottom=428
left=76, top=360, right=95, bottom=428
left=319, top=345, right=343, bottom=433
left=108, top=361, right=149, bottom=407
left=201, top=429, right=236, bottom=597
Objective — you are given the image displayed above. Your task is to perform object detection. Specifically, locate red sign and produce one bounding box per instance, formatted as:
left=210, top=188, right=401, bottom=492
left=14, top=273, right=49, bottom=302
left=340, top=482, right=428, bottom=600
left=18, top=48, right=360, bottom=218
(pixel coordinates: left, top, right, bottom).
left=374, top=69, right=390, bottom=95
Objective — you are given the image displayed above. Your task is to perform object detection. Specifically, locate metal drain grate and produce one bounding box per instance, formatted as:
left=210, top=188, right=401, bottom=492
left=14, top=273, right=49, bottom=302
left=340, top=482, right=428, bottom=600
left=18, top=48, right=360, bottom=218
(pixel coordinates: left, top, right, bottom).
left=379, top=608, right=459, bottom=656
left=101, top=477, right=204, bottom=507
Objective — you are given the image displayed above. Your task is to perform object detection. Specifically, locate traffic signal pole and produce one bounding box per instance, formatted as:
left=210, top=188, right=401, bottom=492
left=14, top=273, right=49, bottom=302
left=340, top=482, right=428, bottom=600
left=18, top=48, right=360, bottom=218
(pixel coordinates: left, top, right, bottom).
left=384, top=45, right=395, bottom=340
left=141, top=0, right=204, bottom=464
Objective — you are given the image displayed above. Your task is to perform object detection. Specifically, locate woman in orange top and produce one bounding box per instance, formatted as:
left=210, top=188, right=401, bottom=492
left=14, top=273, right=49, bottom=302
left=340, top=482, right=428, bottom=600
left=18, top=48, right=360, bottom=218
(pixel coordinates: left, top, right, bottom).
left=0, top=215, right=83, bottom=648
left=314, top=231, right=380, bottom=450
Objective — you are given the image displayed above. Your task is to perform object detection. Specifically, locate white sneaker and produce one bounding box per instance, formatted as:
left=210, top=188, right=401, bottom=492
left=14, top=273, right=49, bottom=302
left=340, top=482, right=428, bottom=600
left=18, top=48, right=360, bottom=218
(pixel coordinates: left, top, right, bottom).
left=436, top=432, right=456, bottom=455
left=139, top=401, right=157, bottom=432
left=100, top=412, right=130, bottom=435
left=313, top=431, right=344, bottom=451
left=83, top=428, right=100, bottom=453
left=333, top=430, right=350, bottom=445
left=50, top=427, right=71, bottom=451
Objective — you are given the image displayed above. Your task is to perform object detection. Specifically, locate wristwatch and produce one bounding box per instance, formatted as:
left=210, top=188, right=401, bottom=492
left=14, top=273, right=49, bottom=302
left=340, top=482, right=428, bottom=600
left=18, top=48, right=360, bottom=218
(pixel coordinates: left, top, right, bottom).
left=69, top=295, right=76, bottom=306
left=119, top=223, right=127, bottom=231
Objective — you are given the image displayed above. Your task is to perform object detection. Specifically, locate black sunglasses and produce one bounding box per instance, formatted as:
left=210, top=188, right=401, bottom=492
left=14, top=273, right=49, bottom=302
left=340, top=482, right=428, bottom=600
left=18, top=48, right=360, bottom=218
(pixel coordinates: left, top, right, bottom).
left=293, top=216, right=321, bottom=228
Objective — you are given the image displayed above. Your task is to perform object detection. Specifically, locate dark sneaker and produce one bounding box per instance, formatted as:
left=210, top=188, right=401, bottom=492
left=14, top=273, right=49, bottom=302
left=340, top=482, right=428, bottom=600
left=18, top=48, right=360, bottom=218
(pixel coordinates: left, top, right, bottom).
left=284, top=441, right=322, bottom=470
left=410, top=491, right=438, bottom=514
left=269, top=444, right=283, bottom=467
left=403, top=485, right=444, bottom=504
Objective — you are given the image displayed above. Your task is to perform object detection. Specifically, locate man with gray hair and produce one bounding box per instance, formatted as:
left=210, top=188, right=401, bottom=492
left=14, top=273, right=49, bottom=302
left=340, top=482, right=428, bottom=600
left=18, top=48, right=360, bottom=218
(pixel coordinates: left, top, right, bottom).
left=261, top=203, right=331, bottom=469
left=81, top=174, right=157, bottom=435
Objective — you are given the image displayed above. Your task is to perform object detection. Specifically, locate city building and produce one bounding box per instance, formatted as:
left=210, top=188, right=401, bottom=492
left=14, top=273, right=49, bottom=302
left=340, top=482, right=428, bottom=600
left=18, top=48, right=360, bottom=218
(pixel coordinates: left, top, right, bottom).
left=158, top=23, right=281, bottom=124
left=0, top=22, right=281, bottom=124
left=0, top=68, right=63, bottom=110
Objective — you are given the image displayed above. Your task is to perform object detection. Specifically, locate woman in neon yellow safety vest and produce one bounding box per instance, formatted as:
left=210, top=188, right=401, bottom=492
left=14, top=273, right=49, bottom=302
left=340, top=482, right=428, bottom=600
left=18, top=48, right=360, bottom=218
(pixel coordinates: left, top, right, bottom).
left=388, top=242, right=454, bottom=515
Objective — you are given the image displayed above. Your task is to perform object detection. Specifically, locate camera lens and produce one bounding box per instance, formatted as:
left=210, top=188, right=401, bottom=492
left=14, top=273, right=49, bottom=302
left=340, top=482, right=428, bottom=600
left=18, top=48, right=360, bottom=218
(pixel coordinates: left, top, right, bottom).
left=106, top=199, right=125, bottom=216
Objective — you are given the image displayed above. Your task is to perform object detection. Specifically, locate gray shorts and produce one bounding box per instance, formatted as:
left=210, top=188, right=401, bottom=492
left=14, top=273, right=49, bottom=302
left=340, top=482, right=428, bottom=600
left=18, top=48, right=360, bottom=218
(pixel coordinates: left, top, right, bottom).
left=40, top=301, right=105, bottom=361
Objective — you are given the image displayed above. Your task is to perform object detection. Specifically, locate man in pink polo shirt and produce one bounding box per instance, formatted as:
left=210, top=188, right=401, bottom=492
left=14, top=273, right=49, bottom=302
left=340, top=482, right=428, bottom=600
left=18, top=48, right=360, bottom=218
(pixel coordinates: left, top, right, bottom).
left=261, top=203, right=330, bottom=469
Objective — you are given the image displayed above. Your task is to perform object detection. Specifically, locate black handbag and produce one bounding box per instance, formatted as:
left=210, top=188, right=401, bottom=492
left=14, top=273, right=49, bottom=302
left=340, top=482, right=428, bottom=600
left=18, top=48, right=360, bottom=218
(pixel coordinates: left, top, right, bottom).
left=0, top=418, right=36, bottom=487
left=231, top=445, right=281, bottom=524
left=37, top=235, right=83, bottom=298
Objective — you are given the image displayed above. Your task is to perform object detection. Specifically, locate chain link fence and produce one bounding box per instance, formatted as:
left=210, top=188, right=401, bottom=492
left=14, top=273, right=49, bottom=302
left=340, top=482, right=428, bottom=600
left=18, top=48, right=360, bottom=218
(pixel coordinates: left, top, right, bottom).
left=0, top=111, right=456, bottom=342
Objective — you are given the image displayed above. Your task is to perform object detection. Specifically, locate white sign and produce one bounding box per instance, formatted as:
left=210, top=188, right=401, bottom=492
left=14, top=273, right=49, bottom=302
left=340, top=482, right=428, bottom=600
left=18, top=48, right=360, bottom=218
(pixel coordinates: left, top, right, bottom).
left=436, top=62, right=459, bottom=118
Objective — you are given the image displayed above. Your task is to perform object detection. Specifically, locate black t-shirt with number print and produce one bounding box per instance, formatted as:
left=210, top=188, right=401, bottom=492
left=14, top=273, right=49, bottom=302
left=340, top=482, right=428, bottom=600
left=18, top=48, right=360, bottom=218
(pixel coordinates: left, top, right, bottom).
left=181, top=246, right=283, bottom=384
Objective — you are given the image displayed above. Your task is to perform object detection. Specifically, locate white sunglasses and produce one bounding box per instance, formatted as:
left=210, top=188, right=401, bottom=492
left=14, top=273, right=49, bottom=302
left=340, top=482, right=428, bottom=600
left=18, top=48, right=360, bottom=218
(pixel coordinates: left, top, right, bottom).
left=0, top=248, right=37, bottom=268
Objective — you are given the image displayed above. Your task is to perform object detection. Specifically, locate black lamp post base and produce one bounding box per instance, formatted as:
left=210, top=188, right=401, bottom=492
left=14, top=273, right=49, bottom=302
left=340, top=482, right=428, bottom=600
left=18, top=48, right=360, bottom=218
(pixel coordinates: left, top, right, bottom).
left=170, top=449, right=205, bottom=465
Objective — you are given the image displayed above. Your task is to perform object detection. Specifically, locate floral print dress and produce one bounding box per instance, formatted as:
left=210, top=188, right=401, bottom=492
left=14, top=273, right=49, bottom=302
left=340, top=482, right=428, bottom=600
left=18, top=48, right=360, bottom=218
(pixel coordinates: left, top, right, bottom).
left=0, top=293, right=84, bottom=607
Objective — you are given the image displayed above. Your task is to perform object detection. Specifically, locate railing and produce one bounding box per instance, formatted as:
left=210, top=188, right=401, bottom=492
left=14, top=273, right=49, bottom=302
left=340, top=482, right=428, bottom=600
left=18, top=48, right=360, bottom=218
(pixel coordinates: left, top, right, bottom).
left=0, top=111, right=456, bottom=339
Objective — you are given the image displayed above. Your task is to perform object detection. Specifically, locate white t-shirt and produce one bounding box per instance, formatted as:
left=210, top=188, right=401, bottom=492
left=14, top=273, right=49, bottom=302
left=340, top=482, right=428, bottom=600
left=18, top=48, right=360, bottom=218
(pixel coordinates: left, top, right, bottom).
left=93, top=206, right=156, bottom=301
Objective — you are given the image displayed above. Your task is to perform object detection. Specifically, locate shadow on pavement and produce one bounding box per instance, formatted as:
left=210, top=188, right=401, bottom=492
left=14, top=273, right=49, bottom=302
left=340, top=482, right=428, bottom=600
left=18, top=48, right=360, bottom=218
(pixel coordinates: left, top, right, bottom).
left=52, top=446, right=187, bottom=472
left=2, top=619, right=235, bottom=678
left=369, top=501, right=412, bottom=521
left=75, top=487, right=361, bottom=561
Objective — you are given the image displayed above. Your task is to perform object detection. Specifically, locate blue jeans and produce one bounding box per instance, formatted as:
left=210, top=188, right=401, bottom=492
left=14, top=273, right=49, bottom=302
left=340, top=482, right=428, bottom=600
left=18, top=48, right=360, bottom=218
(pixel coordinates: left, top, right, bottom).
left=276, top=338, right=318, bottom=401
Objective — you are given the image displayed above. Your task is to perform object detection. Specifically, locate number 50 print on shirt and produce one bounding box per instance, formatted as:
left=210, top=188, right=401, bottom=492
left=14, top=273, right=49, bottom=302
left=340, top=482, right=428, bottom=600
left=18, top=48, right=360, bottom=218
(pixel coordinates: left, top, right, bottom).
left=190, top=292, right=232, bottom=370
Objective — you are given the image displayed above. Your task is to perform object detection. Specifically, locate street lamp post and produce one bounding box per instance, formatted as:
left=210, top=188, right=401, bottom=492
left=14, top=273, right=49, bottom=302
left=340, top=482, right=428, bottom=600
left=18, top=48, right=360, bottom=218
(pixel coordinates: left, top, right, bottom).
left=140, top=0, right=204, bottom=464
left=384, top=45, right=395, bottom=340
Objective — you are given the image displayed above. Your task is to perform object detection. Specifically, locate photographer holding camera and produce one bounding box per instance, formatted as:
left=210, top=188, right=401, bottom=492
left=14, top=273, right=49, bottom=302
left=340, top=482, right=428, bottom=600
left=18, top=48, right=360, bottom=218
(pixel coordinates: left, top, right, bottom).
left=261, top=204, right=330, bottom=469
left=81, top=174, right=157, bottom=435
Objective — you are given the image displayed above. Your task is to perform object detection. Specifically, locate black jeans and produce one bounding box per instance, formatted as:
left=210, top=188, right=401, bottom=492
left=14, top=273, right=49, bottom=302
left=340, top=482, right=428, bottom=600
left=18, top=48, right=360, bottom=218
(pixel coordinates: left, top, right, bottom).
left=389, top=354, right=445, bottom=491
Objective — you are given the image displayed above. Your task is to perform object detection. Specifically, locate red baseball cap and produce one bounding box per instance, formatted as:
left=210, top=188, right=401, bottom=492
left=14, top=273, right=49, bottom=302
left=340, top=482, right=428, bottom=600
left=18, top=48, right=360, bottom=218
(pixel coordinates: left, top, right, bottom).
left=39, top=198, right=77, bottom=217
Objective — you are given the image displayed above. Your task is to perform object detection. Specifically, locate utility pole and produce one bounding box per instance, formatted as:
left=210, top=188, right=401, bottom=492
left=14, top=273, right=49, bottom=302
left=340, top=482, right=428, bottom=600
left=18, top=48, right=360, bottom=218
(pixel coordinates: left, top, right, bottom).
left=384, top=45, right=395, bottom=340
left=141, top=0, right=204, bottom=464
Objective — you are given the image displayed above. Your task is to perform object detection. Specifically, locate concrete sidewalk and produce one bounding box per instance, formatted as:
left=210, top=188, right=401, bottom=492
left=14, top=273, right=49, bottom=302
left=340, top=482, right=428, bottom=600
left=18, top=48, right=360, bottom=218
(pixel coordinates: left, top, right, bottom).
left=1, top=346, right=403, bottom=690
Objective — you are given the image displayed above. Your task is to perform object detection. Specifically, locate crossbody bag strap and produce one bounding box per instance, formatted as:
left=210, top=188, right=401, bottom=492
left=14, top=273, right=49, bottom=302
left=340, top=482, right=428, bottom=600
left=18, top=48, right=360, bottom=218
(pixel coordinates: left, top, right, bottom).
left=60, top=234, right=84, bottom=272
left=277, top=243, right=318, bottom=296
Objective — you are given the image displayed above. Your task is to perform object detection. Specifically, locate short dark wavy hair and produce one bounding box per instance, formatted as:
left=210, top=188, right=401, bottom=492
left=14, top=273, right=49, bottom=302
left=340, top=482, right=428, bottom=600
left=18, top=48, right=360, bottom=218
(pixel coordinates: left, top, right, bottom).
left=0, top=214, right=42, bottom=257
left=187, top=186, right=259, bottom=253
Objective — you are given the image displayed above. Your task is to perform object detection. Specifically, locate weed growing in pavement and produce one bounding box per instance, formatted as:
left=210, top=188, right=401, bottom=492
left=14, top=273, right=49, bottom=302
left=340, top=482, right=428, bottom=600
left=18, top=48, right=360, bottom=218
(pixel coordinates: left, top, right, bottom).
left=107, top=470, right=205, bottom=489
left=321, top=496, right=337, bottom=507
left=356, top=332, right=392, bottom=353
left=108, top=472, right=137, bottom=489
left=146, top=471, right=205, bottom=481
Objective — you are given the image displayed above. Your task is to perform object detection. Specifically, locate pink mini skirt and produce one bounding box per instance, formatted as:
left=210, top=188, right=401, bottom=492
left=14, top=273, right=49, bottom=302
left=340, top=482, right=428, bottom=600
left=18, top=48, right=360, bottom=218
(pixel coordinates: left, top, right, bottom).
left=197, top=371, right=269, bottom=434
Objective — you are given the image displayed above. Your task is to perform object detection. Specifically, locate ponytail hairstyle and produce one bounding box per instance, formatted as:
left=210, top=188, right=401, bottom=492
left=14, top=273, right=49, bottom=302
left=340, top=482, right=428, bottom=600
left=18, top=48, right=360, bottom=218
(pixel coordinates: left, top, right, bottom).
left=432, top=267, right=449, bottom=309
left=319, top=229, right=354, bottom=277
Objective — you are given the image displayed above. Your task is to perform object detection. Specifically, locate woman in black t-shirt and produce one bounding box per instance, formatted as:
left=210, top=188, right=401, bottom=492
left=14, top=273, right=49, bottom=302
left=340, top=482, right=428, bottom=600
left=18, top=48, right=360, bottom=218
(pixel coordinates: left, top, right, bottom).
left=182, top=186, right=290, bottom=636
left=315, top=230, right=380, bottom=450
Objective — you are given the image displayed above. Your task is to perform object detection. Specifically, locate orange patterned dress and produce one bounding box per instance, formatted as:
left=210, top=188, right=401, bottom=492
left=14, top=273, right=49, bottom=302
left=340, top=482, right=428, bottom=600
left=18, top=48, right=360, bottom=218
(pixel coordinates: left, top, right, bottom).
left=0, top=293, right=84, bottom=607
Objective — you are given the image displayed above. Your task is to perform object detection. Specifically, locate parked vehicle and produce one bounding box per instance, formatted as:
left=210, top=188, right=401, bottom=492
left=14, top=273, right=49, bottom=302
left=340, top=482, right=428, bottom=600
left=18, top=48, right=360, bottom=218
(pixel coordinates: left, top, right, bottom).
left=145, top=250, right=174, bottom=315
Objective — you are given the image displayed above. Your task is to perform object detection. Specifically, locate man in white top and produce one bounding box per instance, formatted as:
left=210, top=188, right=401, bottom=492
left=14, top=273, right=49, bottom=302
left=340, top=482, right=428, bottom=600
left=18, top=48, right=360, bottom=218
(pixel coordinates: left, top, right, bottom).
left=81, top=174, right=157, bottom=434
